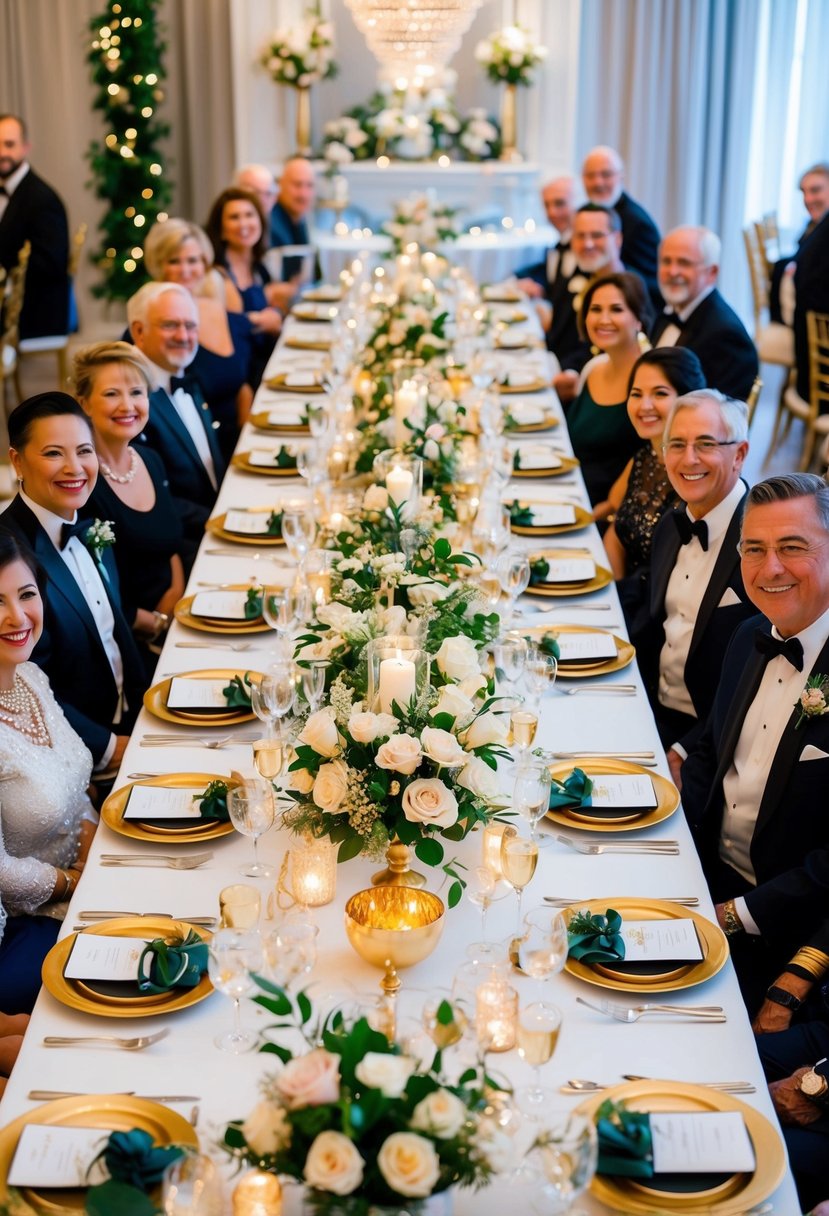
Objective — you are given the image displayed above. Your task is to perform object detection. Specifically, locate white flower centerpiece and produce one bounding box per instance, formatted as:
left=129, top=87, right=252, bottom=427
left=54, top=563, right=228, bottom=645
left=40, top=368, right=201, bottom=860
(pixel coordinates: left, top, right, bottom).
left=260, top=8, right=337, bottom=154
left=475, top=24, right=547, bottom=162
left=382, top=194, right=460, bottom=257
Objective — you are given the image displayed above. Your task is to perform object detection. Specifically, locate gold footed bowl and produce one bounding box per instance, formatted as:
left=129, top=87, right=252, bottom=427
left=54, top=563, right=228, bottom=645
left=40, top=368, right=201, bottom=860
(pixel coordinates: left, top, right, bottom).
left=345, top=886, right=445, bottom=1003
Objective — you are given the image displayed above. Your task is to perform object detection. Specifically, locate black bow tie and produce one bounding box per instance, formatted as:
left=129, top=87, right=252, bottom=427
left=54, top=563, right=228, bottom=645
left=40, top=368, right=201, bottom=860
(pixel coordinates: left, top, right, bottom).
left=663, top=310, right=684, bottom=329
left=0, top=186, right=8, bottom=198
left=673, top=512, right=709, bottom=551
left=170, top=374, right=196, bottom=395
left=754, top=629, right=804, bottom=672
left=60, top=520, right=88, bottom=550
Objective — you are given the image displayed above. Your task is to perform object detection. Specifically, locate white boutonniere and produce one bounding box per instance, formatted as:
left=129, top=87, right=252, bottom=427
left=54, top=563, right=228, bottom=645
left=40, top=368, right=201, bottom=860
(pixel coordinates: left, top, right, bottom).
left=794, top=674, right=829, bottom=729
left=85, top=519, right=116, bottom=565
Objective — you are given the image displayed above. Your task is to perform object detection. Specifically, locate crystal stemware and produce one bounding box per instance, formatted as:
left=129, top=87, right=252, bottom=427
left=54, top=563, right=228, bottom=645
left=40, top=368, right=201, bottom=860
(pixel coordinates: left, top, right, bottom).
left=518, top=906, right=569, bottom=989
left=466, top=864, right=510, bottom=961
left=207, top=928, right=263, bottom=1054
left=501, top=833, right=539, bottom=937
left=521, top=1113, right=598, bottom=1214
left=498, top=550, right=531, bottom=626
left=516, top=1001, right=562, bottom=1116
left=513, top=763, right=552, bottom=842
left=227, top=779, right=276, bottom=878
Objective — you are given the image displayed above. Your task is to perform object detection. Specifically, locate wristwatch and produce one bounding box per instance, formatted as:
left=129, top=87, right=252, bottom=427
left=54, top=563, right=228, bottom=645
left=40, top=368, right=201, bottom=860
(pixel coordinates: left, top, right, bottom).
left=151, top=611, right=170, bottom=640
left=766, top=984, right=803, bottom=1011
left=721, top=900, right=744, bottom=937
left=799, top=1057, right=829, bottom=1108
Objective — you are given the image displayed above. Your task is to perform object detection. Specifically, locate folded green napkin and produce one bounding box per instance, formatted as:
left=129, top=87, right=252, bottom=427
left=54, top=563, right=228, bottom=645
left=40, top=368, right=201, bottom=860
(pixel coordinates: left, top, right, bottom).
left=223, top=672, right=253, bottom=709
left=567, top=907, right=625, bottom=964
left=538, top=632, right=560, bottom=661
left=86, top=1128, right=186, bottom=1216
left=265, top=511, right=283, bottom=538
left=196, top=779, right=230, bottom=822
left=137, top=930, right=208, bottom=994
left=595, top=1100, right=653, bottom=1178
left=529, top=556, right=550, bottom=585
left=549, top=766, right=593, bottom=810
left=509, top=500, right=535, bottom=527
left=273, top=446, right=296, bottom=468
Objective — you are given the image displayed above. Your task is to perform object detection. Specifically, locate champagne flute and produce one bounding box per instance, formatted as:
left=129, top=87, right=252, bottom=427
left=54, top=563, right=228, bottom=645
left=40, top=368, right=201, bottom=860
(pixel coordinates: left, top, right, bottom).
left=467, top=864, right=509, bottom=961
left=281, top=509, right=317, bottom=580
left=227, top=779, right=275, bottom=878
left=501, top=833, right=539, bottom=937
left=301, top=660, right=328, bottom=712
left=521, top=1114, right=598, bottom=1214
left=518, top=907, right=569, bottom=990
left=493, top=634, right=527, bottom=690
left=513, top=764, right=552, bottom=842
left=207, top=928, right=263, bottom=1054
left=525, top=647, right=558, bottom=707
left=510, top=703, right=539, bottom=759
left=516, top=1002, right=562, bottom=1116
left=252, top=736, right=284, bottom=781
left=498, top=549, right=531, bottom=626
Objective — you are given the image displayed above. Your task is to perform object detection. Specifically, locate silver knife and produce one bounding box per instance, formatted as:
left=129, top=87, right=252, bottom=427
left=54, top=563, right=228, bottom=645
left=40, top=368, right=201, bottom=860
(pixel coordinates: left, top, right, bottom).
left=27, top=1090, right=202, bottom=1102
left=77, top=911, right=217, bottom=926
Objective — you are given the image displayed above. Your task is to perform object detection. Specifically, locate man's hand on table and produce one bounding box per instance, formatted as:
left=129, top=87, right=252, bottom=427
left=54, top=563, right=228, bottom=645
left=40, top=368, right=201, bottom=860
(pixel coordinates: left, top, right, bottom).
left=769, top=1068, right=824, bottom=1126
left=516, top=277, right=542, bottom=298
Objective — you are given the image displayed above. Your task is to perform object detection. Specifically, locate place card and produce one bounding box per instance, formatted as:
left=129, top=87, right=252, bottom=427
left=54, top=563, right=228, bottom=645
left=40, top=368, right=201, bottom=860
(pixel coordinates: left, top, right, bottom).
left=517, top=445, right=561, bottom=470
left=586, top=773, right=658, bottom=810
left=166, top=678, right=230, bottom=711
left=266, top=407, right=306, bottom=426
left=283, top=371, right=320, bottom=388
left=555, top=632, right=618, bottom=662
left=305, top=284, right=341, bottom=301
left=538, top=557, right=596, bottom=583
left=8, top=1125, right=110, bottom=1188
left=287, top=323, right=331, bottom=342
left=619, top=919, right=703, bottom=963
left=223, top=510, right=275, bottom=535
left=650, top=1112, right=755, bottom=1174
left=249, top=448, right=294, bottom=468
left=293, top=304, right=336, bottom=321
left=191, top=591, right=249, bottom=621
left=123, top=785, right=204, bottom=821
left=508, top=402, right=547, bottom=426
left=64, top=933, right=146, bottom=983
left=502, top=369, right=540, bottom=388
left=483, top=284, right=521, bottom=302
left=524, top=504, right=576, bottom=527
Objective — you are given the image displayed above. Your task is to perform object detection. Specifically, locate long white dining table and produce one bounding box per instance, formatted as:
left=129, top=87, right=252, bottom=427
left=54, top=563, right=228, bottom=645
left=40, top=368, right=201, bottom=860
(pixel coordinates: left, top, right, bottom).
left=0, top=300, right=801, bottom=1214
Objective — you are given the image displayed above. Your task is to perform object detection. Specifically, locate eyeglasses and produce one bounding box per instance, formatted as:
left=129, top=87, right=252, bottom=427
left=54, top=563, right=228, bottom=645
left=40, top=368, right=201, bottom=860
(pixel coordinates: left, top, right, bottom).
left=737, top=541, right=825, bottom=564
left=154, top=320, right=198, bottom=334
left=662, top=439, right=738, bottom=456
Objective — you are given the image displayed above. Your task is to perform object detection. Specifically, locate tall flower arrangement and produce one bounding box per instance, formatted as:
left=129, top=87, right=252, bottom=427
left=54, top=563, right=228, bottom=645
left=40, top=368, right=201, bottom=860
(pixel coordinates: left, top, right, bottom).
left=475, top=25, right=548, bottom=86
left=260, top=9, right=337, bottom=87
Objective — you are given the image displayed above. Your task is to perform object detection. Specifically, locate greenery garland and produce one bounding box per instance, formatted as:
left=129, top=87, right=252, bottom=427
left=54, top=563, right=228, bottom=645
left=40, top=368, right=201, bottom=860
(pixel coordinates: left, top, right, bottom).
left=86, top=0, right=172, bottom=301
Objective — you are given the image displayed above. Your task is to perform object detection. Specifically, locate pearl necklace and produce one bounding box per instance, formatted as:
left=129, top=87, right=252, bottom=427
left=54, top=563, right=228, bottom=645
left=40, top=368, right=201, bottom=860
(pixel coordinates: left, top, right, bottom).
left=99, top=447, right=138, bottom=485
left=0, top=674, right=51, bottom=746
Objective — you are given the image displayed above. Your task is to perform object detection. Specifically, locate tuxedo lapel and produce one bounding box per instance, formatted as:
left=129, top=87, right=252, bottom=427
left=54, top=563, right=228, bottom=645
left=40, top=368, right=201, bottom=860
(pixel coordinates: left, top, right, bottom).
left=151, top=388, right=204, bottom=473
left=709, top=645, right=769, bottom=796
left=687, top=489, right=746, bottom=661
left=28, top=526, right=102, bottom=642
left=193, top=382, right=224, bottom=477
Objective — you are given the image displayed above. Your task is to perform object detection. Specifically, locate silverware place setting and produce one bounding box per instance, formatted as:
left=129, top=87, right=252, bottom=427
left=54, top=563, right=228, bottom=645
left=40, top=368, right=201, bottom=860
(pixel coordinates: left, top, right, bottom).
left=555, top=834, right=679, bottom=855
left=76, top=910, right=217, bottom=927
left=560, top=683, right=638, bottom=697
left=560, top=1076, right=755, bottom=1095
left=99, top=851, right=213, bottom=871
left=576, top=997, right=725, bottom=1023
left=175, top=641, right=254, bottom=652
left=545, top=895, right=700, bottom=908
left=42, top=1028, right=171, bottom=1051
left=551, top=751, right=655, bottom=760
left=28, top=1089, right=202, bottom=1102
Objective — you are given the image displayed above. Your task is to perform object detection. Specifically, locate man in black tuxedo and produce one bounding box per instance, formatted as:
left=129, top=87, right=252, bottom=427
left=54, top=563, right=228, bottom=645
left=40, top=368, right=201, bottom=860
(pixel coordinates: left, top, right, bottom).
left=1, top=393, right=145, bottom=771
left=793, top=208, right=829, bottom=401
left=651, top=226, right=759, bottom=401
left=128, top=282, right=225, bottom=571
left=681, top=473, right=829, bottom=1014
left=0, top=114, right=69, bottom=339
left=630, top=390, right=754, bottom=764
left=582, top=145, right=661, bottom=305
left=515, top=175, right=576, bottom=298
left=769, top=162, right=829, bottom=325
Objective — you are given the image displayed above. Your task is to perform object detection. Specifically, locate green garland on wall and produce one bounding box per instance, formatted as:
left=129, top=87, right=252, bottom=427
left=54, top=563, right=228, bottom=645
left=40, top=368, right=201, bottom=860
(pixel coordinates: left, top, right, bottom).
left=86, top=0, right=172, bottom=301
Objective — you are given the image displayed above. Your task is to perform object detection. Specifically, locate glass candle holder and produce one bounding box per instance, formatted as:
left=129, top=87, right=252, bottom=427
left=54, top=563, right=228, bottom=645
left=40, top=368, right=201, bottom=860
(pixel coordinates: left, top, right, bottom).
left=475, top=978, right=519, bottom=1053
left=219, top=884, right=261, bottom=930
left=291, top=835, right=337, bottom=907
left=365, top=635, right=430, bottom=716
left=232, top=1169, right=282, bottom=1215
left=372, top=450, right=424, bottom=515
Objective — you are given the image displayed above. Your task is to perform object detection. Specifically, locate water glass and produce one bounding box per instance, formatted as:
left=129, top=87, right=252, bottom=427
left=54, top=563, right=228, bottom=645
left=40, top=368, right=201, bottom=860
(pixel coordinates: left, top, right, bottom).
left=521, top=1113, right=598, bottom=1213
left=162, top=1150, right=225, bottom=1215
left=207, top=928, right=263, bottom=1054
left=227, top=779, right=276, bottom=878
left=513, top=764, right=552, bottom=841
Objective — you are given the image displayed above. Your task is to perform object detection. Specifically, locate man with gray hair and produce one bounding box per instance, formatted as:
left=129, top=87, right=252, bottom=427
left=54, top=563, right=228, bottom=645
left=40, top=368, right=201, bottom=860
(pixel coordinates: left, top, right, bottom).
left=681, top=473, right=829, bottom=1022
left=232, top=163, right=278, bottom=225
left=630, top=389, right=754, bottom=759
left=651, top=225, right=758, bottom=400
left=582, top=145, right=660, bottom=303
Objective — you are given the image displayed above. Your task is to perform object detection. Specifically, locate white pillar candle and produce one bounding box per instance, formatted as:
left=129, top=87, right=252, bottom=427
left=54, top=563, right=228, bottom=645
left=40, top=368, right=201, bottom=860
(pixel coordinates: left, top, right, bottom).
left=378, top=655, right=417, bottom=714
left=393, top=379, right=419, bottom=446
left=386, top=464, right=414, bottom=506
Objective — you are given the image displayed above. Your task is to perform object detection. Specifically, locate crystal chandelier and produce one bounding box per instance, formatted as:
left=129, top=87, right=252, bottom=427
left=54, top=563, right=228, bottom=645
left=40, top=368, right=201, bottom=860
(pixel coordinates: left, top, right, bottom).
left=344, top=0, right=483, bottom=82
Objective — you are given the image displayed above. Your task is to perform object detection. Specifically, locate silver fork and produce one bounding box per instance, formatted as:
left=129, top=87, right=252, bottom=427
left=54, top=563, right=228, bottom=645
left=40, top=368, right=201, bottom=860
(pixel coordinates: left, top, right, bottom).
left=576, top=997, right=725, bottom=1022
left=520, top=602, right=612, bottom=613
left=43, top=1028, right=171, bottom=1051
left=175, top=641, right=253, bottom=652
left=545, top=896, right=699, bottom=907
left=562, top=683, right=638, bottom=696
left=99, top=851, right=214, bottom=870
left=551, top=751, right=655, bottom=759
left=143, top=732, right=259, bottom=742
left=556, top=834, right=679, bottom=855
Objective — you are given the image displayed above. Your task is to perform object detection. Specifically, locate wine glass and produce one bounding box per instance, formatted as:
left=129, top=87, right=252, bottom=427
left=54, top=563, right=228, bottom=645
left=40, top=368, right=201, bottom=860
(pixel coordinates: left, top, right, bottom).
left=421, top=989, right=469, bottom=1050
left=281, top=508, right=317, bottom=579
left=521, top=1113, right=598, bottom=1214
left=501, top=833, right=539, bottom=937
left=307, top=400, right=331, bottom=441
left=467, top=864, right=509, bottom=961
left=513, top=763, right=552, bottom=842
left=301, top=660, right=328, bottom=712
left=518, top=907, right=569, bottom=990
left=252, top=735, right=285, bottom=782
left=493, top=634, right=527, bottom=690
left=516, top=1002, right=562, bottom=1116
left=498, top=550, right=531, bottom=626
left=525, top=647, right=558, bottom=707
left=253, top=669, right=295, bottom=737
left=207, top=928, right=263, bottom=1054
left=262, top=587, right=306, bottom=649
left=510, top=701, right=539, bottom=760
left=262, top=918, right=319, bottom=988
left=227, top=779, right=275, bottom=878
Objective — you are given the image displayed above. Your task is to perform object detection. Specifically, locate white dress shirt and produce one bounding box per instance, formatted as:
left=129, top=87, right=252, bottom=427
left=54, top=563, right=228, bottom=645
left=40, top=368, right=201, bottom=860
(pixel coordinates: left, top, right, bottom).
left=150, top=363, right=217, bottom=490
left=0, top=161, right=30, bottom=221
left=656, top=284, right=716, bottom=348
left=546, top=231, right=574, bottom=284
left=659, top=480, right=745, bottom=716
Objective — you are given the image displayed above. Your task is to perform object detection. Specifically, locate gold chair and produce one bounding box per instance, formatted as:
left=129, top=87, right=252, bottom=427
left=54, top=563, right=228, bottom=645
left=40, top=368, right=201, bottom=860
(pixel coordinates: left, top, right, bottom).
left=0, top=241, right=31, bottom=419
left=755, top=212, right=781, bottom=277
left=746, top=375, right=763, bottom=430
left=17, top=221, right=87, bottom=388
left=770, top=311, right=829, bottom=470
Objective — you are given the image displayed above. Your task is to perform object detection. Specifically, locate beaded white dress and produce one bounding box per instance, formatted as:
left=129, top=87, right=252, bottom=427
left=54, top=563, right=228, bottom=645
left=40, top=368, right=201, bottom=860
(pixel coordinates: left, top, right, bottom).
left=0, top=662, right=95, bottom=926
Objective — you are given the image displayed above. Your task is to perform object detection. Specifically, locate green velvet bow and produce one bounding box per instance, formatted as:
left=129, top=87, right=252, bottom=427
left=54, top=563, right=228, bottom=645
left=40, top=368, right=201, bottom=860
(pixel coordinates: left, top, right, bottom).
left=508, top=500, right=535, bottom=527
left=223, top=672, right=253, bottom=709
left=196, top=779, right=230, bottom=822
left=245, top=587, right=264, bottom=619
left=567, top=908, right=625, bottom=964
left=85, top=1128, right=186, bottom=1216
left=595, top=1099, right=654, bottom=1177
left=529, top=556, right=550, bottom=585
left=548, top=766, right=592, bottom=810
left=137, top=930, right=208, bottom=994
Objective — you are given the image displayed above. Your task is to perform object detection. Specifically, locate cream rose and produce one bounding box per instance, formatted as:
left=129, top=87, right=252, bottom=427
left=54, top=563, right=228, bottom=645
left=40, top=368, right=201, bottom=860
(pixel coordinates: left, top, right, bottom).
left=354, top=1051, right=416, bottom=1097
left=430, top=684, right=476, bottom=723
left=458, top=673, right=489, bottom=700
left=420, top=726, right=467, bottom=768
left=379, top=604, right=408, bottom=634
left=376, top=733, right=423, bottom=776
left=275, top=1048, right=341, bottom=1110
left=434, top=635, right=481, bottom=682
left=410, top=1089, right=467, bottom=1139
left=312, top=759, right=349, bottom=813
left=304, top=1130, right=364, bottom=1195
left=401, top=778, right=458, bottom=828
left=463, top=710, right=509, bottom=749
left=456, top=755, right=500, bottom=799
left=285, top=764, right=315, bottom=795
left=363, top=484, right=389, bottom=512
left=406, top=579, right=451, bottom=608
left=299, top=708, right=341, bottom=758
left=347, top=710, right=397, bottom=744
left=316, top=602, right=363, bottom=632
left=377, top=1132, right=440, bottom=1198
left=241, top=1099, right=292, bottom=1156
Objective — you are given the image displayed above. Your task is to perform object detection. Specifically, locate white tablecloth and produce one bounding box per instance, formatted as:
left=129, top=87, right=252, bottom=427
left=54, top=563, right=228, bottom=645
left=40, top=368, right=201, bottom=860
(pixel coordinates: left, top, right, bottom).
left=0, top=309, right=799, bottom=1214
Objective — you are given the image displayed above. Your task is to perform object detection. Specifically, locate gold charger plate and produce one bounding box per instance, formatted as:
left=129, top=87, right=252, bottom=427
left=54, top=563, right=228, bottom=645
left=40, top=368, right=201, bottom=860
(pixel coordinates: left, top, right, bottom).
left=505, top=411, right=559, bottom=434
left=513, top=453, right=579, bottom=478
left=521, top=625, right=635, bottom=677
left=174, top=589, right=269, bottom=635
left=284, top=335, right=331, bottom=351
left=264, top=373, right=325, bottom=394
left=205, top=510, right=285, bottom=547
left=495, top=337, right=539, bottom=352
left=546, top=759, right=677, bottom=833
left=499, top=309, right=529, bottom=324
left=101, top=772, right=237, bottom=843
left=143, top=668, right=259, bottom=725
left=0, top=1095, right=198, bottom=1211
left=291, top=305, right=335, bottom=322
left=497, top=376, right=548, bottom=394
left=231, top=451, right=298, bottom=477
left=561, top=897, right=727, bottom=993
left=42, top=917, right=214, bottom=1020
left=526, top=554, right=613, bottom=598
left=250, top=410, right=310, bottom=434
left=574, top=1080, right=786, bottom=1216
left=510, top=503, right=592, bottom=537
left=303, top=285, right=342, bottom=302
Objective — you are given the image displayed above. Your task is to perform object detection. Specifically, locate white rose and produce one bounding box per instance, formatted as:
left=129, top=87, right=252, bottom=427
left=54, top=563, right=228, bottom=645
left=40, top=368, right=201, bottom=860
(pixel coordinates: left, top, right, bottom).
left=295, top=636, right=339, bottom=665
left=348, top=710, right=396, bottom=744
left=458, top=673, right=488, bottom=700
left=402, top=777, right=458, bottom=828
left=420, top=726, right=467, bottom=768
left=463, top=710, right=509, bottom=748
left=363, top=484, right=389, bottom=512
left=299, top=708, right=341, bottom=758
left=430, top=684, right=476, bottom=723
left=312, top=759, right=349, bottom=813
left=379, top=604, right=408, bottom=634
left=355, top=1051, right=416, bottom=1097
left=434, top=635, right=481, bottom=682
left=316, top=602, right=362, bottom=632
left=410, top=1089, right=467, bottom=1138
left=456, top=755, right=501, bottom=799
left=241, top=1099, right=292, bottom=1156
left=377, top=1132, right=440, bottom=1198
left=376, top=734, right=423, bottom=776
left=406, top=579, right=450, bottom=608
left=285, top=764, right=315, bottom=795
left=275, top=1048, right=341, bottom=1109
left=304, top=1130, right=364, bottom=1195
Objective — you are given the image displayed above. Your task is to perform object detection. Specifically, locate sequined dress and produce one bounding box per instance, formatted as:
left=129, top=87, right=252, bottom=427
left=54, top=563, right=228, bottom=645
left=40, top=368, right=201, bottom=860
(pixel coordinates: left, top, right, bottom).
left=614, top=445, right=680, bottom=572
left=0, top=663, right=95, bottom=926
